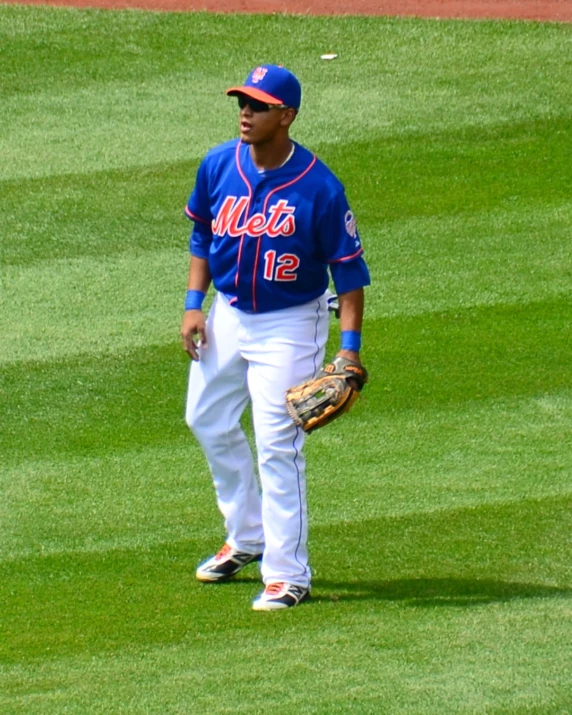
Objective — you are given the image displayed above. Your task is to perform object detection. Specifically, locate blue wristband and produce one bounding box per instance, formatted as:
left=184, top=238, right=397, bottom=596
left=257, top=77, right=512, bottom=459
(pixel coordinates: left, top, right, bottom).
left=341, top=330, right=362, bottom=352
left=185, top=289, right=206, bottom=311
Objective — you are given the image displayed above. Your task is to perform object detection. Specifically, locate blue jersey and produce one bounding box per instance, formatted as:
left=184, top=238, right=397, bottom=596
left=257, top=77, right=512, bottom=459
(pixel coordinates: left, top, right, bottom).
left=186, top=139, right=369, bottom=313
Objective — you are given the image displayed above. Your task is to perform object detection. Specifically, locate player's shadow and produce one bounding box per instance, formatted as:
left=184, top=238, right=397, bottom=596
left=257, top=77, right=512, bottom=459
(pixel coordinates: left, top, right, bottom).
left=311, top=577, right=571, bottom=607
left=197, top=573, right=571, bottom=607
left=207, top=574, right=262, bottom=586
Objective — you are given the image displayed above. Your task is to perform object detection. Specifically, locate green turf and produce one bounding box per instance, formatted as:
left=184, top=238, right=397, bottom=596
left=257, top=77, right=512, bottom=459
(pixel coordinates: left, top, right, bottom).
left=1, top=5, right=571, bottom=713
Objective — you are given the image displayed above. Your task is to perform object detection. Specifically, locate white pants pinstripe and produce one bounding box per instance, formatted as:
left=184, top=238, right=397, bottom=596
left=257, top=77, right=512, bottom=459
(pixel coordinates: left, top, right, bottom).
left=186, top=292, right=329, bottom=587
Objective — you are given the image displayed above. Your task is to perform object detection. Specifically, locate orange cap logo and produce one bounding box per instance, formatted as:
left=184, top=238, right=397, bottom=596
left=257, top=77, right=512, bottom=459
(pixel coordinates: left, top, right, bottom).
left=251, top=67, right=268, bottom=84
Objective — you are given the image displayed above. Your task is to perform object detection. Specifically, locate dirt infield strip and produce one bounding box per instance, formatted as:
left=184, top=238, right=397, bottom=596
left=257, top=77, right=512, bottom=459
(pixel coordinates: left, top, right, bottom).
left=4, top=0, right=572, bottom=21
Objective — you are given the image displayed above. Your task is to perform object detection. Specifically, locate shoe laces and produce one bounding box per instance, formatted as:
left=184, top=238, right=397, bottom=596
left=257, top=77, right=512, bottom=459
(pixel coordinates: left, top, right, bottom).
left=215, top=543, right=232, bottom=561
left=266, top=582, right=286, bottom=595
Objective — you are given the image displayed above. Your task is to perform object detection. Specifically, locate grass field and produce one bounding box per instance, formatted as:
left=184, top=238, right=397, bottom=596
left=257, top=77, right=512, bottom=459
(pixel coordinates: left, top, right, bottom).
left=1, top=5, right=571, bottom=713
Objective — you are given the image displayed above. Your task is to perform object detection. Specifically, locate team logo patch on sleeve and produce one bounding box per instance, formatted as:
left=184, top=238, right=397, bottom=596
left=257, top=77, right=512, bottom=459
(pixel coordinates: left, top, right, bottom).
left=345, top=210, right=357, bottom=239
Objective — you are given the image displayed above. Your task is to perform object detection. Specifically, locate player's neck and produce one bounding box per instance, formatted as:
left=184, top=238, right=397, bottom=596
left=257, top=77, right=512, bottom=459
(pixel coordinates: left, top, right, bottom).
left=249, top=137, right=294, bottom=172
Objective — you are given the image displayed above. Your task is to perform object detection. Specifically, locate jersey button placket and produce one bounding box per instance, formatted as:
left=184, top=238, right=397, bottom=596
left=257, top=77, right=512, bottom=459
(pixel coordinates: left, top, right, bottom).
left=249, top=187, right=265, bottom=313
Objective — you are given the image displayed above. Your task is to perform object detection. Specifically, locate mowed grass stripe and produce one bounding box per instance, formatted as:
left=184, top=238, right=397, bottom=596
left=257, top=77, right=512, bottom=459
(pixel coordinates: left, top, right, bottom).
left=1, top=200, right=570, bottom=363
left=1, top=8, right=570, bottom=183
left=0, top=494, right=569, bottom=663
left=362, top=202, right=572, bottom=317
left=0, top=443, right=216, bottom=563
left=2, top=298, right=570, bottom=564
left=2, top=382, right=570, bottom=560
left=1, top=161, right=198, bottom=266
left=2, top=295, right=569, bottom=463
left=3, top=6, right=569, bottom=98
left=2, top=496, right=571, bottom=709
left=3, top=116, right=571, bottom=268
left=0, top=595, right=569, bottom=714
left=2, top=389, right=570, bottom=562
left=0, top=249, right=189, bottom=365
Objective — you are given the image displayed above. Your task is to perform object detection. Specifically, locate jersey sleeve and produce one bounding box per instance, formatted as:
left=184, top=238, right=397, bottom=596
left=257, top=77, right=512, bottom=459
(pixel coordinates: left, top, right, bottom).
left=330, top=256, right=371, bottom=294
left=184, top=159, right=213, bottom=258
left=316, top=188, right=364, bottom=265
left=315, top=186, right=371, bottom=293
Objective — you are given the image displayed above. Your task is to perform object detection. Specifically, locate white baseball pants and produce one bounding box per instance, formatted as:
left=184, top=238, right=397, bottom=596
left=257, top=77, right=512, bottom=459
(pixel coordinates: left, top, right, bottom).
left=186, top=292, right=330, bottom=588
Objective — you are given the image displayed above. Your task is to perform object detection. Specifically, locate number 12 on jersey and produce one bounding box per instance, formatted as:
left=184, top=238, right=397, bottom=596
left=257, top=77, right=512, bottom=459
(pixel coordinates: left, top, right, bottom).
left=263, top=250, right=300, bottom=282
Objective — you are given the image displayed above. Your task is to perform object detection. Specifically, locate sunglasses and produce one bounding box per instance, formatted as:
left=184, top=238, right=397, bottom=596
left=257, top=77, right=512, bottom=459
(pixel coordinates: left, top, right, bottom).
left=237, top=95, right=289, bottom=113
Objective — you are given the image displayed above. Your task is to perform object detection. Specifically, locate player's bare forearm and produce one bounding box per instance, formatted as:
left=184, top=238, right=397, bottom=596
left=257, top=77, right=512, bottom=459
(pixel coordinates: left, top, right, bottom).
left=186, top=254, right=212, bottom=293
left=336, top=288, right=364, bottom=363
left=181, top=255, right=212, bottom=360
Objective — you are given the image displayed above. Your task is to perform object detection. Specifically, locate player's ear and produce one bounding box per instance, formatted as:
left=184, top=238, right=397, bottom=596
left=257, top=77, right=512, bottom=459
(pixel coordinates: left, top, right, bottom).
left=280, top=108, right=297, bottom=128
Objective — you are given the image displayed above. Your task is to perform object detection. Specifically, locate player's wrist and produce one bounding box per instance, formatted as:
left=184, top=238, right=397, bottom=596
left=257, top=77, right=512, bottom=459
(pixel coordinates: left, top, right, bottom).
left=340, top=330, right=361, bottom=352
left=338, top=348, right=360, bottom=359
left=185, top=289, right=206, bottom=311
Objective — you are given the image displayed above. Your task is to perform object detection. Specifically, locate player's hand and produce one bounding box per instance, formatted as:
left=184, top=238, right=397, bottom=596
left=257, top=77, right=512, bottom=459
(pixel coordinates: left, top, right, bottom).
left=336, top=349, right=362, bottom=390
left=181, top=310, right=208, bottom=361
left=337, top=349, right=361, bottom=364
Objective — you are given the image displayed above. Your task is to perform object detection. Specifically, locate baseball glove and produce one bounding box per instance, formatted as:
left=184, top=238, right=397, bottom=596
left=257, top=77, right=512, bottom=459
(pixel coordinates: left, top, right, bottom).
left=285, top=356, right=368, bottom=433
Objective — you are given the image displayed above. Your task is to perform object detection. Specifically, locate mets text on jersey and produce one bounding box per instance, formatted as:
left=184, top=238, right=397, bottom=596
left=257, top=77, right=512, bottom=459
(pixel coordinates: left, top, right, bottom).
left=212, top=197, right=296, bottom=238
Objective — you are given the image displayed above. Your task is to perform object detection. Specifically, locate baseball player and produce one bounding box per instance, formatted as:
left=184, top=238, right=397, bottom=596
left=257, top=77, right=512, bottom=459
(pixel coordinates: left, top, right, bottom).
left=181, top=64, right=370, bottom=610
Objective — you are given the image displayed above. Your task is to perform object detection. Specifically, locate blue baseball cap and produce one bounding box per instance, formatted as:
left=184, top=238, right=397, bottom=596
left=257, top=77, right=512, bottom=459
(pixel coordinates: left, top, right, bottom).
left=226, top=64, right=302, bottom=110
